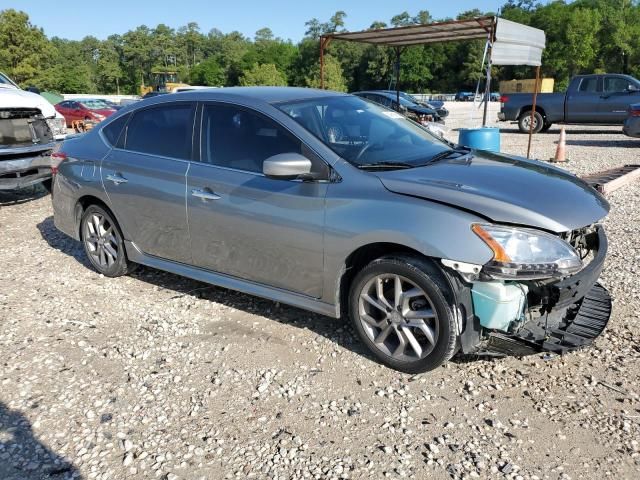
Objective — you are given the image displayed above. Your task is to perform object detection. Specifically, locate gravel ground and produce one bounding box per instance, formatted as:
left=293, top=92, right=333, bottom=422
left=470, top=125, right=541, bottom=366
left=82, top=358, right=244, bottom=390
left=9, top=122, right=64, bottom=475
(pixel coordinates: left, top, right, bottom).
left=1, top=103, right=639, bottom=480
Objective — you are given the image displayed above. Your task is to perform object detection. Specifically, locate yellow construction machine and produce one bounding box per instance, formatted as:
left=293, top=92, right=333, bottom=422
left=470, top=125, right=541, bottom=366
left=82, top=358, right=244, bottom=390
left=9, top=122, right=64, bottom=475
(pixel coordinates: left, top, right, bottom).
left=140, top=70, right=189, bottom=95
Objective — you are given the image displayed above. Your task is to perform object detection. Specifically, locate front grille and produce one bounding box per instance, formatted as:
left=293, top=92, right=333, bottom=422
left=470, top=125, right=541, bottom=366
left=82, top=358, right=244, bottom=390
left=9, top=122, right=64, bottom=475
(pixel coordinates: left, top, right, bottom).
left=0, top=108, right=42, bottom=120
left=0, top=109, right=53, bottom=146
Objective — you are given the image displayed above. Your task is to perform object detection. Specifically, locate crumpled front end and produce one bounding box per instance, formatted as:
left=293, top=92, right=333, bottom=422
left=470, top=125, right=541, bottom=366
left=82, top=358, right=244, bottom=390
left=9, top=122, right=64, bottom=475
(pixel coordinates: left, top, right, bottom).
left=0, top=108, right=57, bottom=190
left=446, top=224, right=612, bottom=357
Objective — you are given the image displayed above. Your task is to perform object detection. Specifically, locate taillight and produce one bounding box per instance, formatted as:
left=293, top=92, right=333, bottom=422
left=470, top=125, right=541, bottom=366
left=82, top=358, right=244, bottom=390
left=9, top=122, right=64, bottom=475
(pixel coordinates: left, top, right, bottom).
left=630, top=108, right=640, bottom=117
left=50, top=151, right=67, bottom=175
left=500, top=95, right=509, bottom=104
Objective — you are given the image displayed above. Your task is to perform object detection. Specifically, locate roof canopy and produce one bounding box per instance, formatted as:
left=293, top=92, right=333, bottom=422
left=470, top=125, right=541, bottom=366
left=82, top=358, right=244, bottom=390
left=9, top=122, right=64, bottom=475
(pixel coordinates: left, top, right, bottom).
left=320, top=17, right=546, bottom=66
left=319, top=16, right=546, bottom=144
left=321, top=17, right=495, bottom=47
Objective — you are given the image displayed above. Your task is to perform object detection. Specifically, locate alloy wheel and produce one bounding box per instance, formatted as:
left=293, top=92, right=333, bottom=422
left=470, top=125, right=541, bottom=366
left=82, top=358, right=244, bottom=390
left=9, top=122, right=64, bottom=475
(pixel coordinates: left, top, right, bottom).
left=83, top=212, right=119, bottom=268
left=358, top=274, right=439, bottom=362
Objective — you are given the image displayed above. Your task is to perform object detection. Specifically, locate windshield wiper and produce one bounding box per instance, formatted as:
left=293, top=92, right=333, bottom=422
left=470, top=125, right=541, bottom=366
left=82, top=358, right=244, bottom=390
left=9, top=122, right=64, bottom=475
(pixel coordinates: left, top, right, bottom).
left=356, top=161, right=415, bottom=170
left=427, top=147, right=472, bottom=164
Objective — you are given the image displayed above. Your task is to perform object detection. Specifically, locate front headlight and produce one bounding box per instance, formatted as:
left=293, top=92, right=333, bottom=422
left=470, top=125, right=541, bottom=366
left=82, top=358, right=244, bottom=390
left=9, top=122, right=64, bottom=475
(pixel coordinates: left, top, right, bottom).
left=472, top=224, right=582, bottom=280
left=93, top=113, right=106, bottom=121
left=46, top=116, right=66, bottom=137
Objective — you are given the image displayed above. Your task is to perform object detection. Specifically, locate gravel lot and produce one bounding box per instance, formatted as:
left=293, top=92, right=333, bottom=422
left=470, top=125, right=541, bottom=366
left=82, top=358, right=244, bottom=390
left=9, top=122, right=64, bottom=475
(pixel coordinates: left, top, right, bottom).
left=1, top=102, right=639, bottom=480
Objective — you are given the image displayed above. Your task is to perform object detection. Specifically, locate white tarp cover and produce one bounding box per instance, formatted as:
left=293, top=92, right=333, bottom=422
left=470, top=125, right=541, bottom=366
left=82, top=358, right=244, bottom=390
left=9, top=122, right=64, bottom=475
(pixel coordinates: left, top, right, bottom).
left=492, top=18, right=545, bottom=66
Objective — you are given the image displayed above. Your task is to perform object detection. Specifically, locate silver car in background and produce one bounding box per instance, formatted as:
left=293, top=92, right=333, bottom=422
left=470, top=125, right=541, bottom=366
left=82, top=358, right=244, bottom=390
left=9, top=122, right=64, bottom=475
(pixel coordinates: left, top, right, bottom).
left=52, top=87, right=611, bottom=373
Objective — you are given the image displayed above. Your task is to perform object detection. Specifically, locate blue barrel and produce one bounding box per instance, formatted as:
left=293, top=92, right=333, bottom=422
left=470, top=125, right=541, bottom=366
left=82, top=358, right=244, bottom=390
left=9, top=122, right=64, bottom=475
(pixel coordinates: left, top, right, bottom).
left=458, top=127, right=500, bottom=152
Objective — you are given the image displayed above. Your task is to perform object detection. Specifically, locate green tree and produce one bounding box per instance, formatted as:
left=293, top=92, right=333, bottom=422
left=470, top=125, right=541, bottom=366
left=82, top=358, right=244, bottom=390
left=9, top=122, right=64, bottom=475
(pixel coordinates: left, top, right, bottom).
left=305, top=54, right=347, bottom=92
left=239, top=63, right=287, bottom=86
left=97, top=37, right=124, bottom=93
left=0, top=9, right=56, bottom=86
left=190, top=57, right=225, bottom=86
left=565, top=8, right=601, bottom=76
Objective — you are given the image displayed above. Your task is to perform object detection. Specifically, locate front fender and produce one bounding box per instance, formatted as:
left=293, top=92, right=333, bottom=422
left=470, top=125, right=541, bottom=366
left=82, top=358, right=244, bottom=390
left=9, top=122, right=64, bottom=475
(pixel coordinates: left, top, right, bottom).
left=321, top=176, right=494, bottom=306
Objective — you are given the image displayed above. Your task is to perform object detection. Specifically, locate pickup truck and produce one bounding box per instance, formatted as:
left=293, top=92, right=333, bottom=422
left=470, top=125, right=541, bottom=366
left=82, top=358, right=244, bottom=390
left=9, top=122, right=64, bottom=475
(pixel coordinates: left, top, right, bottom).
left=498, top=74, right=640, bottom=133
left=0, top=72, right=66, bottom=191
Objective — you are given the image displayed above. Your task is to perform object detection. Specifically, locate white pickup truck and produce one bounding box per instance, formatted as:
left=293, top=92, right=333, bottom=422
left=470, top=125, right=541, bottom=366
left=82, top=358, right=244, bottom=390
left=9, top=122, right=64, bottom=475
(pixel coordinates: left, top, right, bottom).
left=0, top=72, right=66, bottom=191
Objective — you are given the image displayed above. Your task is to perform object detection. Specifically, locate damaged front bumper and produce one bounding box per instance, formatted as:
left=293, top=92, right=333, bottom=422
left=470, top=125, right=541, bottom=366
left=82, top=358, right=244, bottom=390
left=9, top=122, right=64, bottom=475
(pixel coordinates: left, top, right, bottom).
left=0, top=143, right=57, bottom=190
left=454, top=225, right=611, bottom=357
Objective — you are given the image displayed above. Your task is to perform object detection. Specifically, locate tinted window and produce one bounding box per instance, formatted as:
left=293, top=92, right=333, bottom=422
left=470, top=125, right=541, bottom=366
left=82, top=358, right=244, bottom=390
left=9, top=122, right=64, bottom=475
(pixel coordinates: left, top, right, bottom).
left=604, top=77, right=630, bottom=93
left=200, top=104, right=302, bottom=173
left=102, top=113, right=130, bottom=146
left=279, top=96, right=449, bottom=167
left=374, top=95, right=393, bottom=108
left=579, top=78, right=599, bottom=93
left=125, top=104, right=194, bottom=160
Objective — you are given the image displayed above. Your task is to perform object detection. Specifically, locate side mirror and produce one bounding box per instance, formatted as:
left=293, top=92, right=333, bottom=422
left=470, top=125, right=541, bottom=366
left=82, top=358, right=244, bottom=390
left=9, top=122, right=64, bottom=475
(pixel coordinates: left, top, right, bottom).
left=628, top=84, right=639, bottom=93
left=263, top=153, right=312, bottom=180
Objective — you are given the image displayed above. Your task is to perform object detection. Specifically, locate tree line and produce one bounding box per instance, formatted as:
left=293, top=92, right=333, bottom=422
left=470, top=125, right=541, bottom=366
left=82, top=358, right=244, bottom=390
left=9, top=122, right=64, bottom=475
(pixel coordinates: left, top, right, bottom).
left=1, top=0, right=639, bottom=96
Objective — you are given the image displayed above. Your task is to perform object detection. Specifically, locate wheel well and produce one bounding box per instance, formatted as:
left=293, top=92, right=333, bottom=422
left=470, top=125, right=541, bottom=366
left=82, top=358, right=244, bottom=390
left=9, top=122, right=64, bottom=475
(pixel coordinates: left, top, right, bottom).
left=337, top=243, right=441, bottom=318
left=519, top=105, right=546, bottom=119
left=75, top=195, right=117, bottom=238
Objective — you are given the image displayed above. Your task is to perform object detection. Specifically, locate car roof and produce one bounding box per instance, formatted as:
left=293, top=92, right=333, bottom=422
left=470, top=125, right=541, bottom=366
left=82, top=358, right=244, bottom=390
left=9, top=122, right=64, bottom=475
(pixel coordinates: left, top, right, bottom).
left=107, top=87, right=352, bottom=121
left=353, top=91, right=398, bottom=99
left=167, top=86, right=348, bottom=104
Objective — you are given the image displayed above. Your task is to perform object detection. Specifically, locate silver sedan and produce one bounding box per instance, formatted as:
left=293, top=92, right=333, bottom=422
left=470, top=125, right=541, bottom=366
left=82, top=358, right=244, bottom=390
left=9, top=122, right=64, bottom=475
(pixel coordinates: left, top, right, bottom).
left=51, top=87, right=611, bottom=373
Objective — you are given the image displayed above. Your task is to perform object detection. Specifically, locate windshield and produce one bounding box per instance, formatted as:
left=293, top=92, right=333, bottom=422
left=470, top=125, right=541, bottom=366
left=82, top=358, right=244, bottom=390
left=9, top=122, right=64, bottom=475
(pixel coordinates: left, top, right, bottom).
left=277, top=95, right=451, bottom=168
left=397, top=92, right=421, bottom=105
left=80, top=100, right=110, bottom=110
left=0, top=72, right=19, bottom=88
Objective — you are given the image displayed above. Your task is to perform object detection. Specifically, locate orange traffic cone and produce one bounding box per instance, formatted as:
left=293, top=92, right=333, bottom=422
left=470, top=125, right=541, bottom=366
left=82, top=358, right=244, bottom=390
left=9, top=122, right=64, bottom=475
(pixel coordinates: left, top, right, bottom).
left=551, top=127, right=567, bottom=162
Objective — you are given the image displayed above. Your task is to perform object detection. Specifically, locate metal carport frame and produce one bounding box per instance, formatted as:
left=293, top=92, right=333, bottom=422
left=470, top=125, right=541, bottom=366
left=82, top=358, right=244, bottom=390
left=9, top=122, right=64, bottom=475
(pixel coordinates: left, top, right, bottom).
left=320, top=17, right=546, bottom=157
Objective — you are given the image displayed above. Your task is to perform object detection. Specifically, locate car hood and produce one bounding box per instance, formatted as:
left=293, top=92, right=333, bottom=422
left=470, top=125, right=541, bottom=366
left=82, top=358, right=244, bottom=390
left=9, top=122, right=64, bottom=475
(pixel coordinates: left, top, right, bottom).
left=407, top=105, right=436, bottom=115
left=93, top=108, right=116, bottom=116
left=0, top=86, right=57, bottom=118
left=374, top=151, right=609, bottom=233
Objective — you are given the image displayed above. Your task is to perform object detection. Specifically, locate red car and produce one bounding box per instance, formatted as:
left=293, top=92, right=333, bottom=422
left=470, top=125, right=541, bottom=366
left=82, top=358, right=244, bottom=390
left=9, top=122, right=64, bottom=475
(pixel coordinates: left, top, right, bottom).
left=55, top=99, right=116, bottom=126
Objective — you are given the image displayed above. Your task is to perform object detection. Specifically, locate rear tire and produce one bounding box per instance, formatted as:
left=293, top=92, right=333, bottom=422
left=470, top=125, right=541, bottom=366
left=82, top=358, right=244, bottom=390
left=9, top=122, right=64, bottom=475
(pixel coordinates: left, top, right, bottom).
left=518, top=110, right=544, bottom=134
left=541, top=121, right=553, bottom=133
left=81, top=205, right=131, bottom=277
left=348, top=255, right=458, bottom=373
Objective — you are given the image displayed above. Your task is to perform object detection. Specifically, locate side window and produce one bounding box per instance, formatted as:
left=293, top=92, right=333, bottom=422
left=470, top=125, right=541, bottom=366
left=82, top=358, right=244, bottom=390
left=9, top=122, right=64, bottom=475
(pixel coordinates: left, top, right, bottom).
left=200, top=104, right=303, bottom=174
left=379, top=96, right=394, bottom=108
left=578, top=77, right=598, bottom=93
left=102, top=113, right=130, bottom=147
left=125, top=104, right=194, bottom=160
left=604, top=77, right=630, bottom=93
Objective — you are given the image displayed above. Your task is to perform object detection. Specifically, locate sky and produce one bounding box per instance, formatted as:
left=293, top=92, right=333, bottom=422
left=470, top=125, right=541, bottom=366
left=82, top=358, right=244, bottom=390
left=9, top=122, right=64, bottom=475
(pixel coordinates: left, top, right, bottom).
left=4, top=0, right=511, bottom=42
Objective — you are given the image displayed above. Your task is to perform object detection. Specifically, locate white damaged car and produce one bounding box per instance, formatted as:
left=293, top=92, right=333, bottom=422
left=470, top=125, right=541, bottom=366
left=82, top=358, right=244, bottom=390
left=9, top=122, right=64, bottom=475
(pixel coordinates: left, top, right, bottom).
left=0, top=72, right=66, bottom=191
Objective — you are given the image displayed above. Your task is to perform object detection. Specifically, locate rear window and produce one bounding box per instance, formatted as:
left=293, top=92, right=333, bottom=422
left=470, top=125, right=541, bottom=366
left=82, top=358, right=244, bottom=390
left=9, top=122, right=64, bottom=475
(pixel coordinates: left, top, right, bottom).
left=125, top=104, right=194, bottom=160
left=579, top=78, right=599, bottom=93
left=102, top=113, right=130, bottom=147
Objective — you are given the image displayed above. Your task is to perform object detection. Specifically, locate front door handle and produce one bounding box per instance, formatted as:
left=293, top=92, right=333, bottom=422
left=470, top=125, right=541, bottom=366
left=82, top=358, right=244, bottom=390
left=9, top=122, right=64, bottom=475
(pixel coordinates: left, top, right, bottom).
left=106, top=173, right=128, bottom=185
left=191, top=188, right=221, bottom=201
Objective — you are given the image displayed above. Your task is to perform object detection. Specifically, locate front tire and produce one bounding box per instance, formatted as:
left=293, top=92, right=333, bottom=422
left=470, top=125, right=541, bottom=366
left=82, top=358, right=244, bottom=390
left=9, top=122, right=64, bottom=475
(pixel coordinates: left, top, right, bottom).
left=518, top=110, right=544, bottom=134
left=81, top=205, right=131, bottom=277
left=349, top=256, right=458, bottom=373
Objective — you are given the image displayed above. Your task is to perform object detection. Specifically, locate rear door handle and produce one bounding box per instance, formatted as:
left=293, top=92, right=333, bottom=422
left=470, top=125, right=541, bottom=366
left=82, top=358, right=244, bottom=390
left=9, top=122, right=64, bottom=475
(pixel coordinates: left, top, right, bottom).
left=191, top=188, right=221, bottom=201
left=106, top=173, right=128, bottom=185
